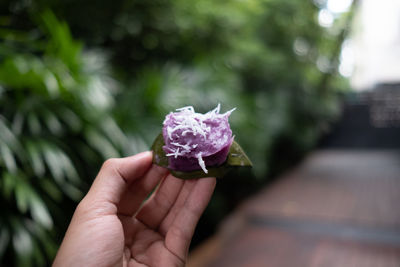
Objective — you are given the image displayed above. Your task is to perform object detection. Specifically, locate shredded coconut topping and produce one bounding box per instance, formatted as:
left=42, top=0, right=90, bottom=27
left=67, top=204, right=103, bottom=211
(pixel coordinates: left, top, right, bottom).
left=164, top=103, right=234, bottom=173
left=196, top=153, right=208, bottom=173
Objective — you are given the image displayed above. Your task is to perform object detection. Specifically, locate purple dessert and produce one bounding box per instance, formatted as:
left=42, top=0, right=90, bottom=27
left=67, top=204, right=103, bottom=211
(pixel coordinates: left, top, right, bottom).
left=162, top=104, right=235, bottom=173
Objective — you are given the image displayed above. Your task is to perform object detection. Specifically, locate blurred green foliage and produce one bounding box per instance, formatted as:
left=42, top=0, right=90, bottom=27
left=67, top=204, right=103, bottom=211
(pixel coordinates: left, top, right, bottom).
left=0, top=0, right=351, bottom=265
left=0, top=9, right=131, bottom=266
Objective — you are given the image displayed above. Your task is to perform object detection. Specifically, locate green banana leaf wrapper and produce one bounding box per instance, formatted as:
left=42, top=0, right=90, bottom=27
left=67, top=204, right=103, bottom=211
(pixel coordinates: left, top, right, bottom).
left=151, top=133, right=252, bottom=179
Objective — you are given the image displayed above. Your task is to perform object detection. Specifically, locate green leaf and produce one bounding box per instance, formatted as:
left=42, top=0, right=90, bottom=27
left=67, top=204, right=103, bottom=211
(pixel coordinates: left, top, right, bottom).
left=100, top=117, right=128, bottom=148
left=12, top=226, right=33, bottom=267
left=85, top=127, right=120, bottom=159
left=29, top=193, right=53, bottom=229
left=0, top=143, right=17, bottom=173
left=226, top=140, right=253, bottom=167
left=62, top=183, right=83, bottom=201
left=57, top=149, right=79, bottom=183
left=151, top=133, right=252, bottom=179
left=42, top=143, right=64, bottom=182
left=151, top=133, right=169, bottom=167
left=25, top=219, right=58, bottom=258
left=26, top=141, right=46, bottom=177
left=59, top=107, right=82, bottom=132
left=42, top=109, right=63, bottom=135
left=3, top=172, right=16, bottom=198
left=39, top=179, right=62, bottom=201
left=0, top=117, right=23, bottom=154
left=15, top=181, right=30, bottom=213
left=27, top=113, right=42, bottom=135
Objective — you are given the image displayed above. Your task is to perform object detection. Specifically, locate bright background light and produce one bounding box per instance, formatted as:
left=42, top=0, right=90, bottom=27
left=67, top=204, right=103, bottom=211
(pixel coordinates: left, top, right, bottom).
left=327, top=0, right=353, bottom=13
left=317, top=0, right=355, bottom=81
left=351, top=0, right=400, bottom=90
left=339, top=40, right=354, bottom=78
left=318, top=9, right=334, bottom=27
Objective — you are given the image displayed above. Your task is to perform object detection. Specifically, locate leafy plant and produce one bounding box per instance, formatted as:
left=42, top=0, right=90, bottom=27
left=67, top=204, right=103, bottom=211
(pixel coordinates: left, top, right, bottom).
left=0, top=11, right=129, bottom=265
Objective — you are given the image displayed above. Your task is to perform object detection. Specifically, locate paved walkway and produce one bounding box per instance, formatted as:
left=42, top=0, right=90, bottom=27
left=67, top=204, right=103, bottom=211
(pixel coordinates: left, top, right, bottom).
left=188, top=150, right=400, bottom=267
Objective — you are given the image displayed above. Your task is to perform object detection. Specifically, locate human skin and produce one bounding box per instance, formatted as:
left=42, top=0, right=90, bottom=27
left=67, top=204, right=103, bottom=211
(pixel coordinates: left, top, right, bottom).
left=52, top=151, right=216, bottom=267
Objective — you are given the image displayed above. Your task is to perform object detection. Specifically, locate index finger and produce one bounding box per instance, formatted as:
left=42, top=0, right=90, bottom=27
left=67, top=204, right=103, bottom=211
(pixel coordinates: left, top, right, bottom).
left=85, top=151, right=153, bottom=208
left=165, top=177, right=216, bottom=260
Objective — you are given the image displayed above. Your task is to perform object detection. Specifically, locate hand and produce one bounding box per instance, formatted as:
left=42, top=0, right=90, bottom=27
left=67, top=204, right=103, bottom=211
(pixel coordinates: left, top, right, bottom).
left=53, top=151, right=216, bottom=267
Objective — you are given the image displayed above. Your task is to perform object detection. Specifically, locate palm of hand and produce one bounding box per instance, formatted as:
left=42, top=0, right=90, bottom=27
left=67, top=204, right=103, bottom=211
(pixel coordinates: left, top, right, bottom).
left=54, top=154, right=216, bottom=267
left=119, top=215, right=184, bottom=267
left=85, top=213, right=184, bottom=267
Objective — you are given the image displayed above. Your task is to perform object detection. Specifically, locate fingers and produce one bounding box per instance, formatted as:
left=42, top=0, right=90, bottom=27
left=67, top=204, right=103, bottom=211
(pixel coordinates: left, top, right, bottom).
left=135, top=174, right=185, bottom=228
left=164, top=177, right=216, bottom=261
left=82, top=151, right=154, bottom=212
left=117, top=165, right=169, bottom=216
left=157, top=179, right=198, bottom=235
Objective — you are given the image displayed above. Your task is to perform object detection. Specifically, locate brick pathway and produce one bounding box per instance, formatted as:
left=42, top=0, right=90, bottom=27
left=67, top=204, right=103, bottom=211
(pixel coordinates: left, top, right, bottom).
left=188, top=150, right=400, bottom=267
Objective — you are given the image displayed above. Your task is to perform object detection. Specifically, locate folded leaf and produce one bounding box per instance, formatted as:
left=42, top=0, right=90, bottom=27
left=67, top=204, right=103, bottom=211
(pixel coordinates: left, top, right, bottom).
left=151, top=133, right=252, bottom=179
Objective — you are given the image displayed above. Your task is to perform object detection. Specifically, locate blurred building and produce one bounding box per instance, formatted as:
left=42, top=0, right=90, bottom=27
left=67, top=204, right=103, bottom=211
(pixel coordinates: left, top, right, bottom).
left=320, top=0, right=400, bottom=148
